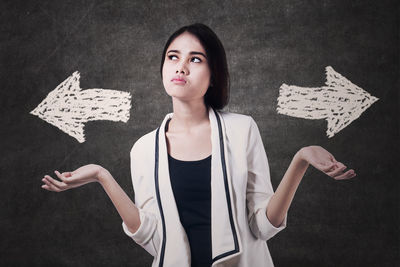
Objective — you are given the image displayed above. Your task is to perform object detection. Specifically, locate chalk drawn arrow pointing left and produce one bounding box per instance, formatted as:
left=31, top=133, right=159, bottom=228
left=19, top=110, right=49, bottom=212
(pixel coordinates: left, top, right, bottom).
left=277, top=66, right=379, bottom=138
left=30, top=71, right=132, bottom=143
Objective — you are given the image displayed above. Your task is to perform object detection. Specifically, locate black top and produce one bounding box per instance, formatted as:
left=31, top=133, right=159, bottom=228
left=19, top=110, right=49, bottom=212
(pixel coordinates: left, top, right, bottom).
left=168, top=153, right=212, bottom=267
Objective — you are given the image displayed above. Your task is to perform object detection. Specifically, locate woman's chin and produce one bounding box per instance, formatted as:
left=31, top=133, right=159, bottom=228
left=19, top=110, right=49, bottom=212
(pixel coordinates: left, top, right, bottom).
left=166, top=89, right=191, bottom=99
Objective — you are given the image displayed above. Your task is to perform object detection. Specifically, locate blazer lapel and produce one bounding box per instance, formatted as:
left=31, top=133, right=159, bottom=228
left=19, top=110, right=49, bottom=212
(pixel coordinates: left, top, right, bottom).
left=209, top=108, right=242, bottom=264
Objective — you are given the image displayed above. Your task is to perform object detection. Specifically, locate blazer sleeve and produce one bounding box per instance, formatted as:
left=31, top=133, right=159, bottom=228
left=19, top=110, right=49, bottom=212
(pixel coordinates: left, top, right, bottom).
left=121, top=141, right=161, bottom=257
left=246, top=117, right=287, bottom=241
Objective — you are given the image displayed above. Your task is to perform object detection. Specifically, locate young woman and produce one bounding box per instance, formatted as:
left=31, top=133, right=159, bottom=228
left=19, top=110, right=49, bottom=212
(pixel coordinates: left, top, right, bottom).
left=41, top=23, right=356, bottom=267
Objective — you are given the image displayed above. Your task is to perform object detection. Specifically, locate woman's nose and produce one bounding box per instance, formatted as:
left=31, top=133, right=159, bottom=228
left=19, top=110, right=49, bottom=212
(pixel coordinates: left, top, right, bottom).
left=176, top=62, right=189, bottom=75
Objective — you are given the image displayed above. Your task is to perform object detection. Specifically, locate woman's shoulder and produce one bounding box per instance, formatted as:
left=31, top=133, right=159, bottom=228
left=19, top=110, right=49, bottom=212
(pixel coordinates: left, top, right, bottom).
left=130, top=129, right=157, bottom=156
left=218, top=110, right=256, bottom=128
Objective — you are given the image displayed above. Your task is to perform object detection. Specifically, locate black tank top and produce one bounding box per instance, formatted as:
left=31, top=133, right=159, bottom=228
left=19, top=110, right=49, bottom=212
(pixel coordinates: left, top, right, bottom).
left=168, top=154, right=212, bottom=267
left=166, top=118, right=212, bottom=267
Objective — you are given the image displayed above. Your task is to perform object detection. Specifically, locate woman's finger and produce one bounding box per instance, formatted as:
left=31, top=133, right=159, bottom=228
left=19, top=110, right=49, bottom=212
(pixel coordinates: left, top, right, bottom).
left=41, top=184, right=58, bottom=192
left=320, top=162, right=336, bottom=172
left=55, top=170, right=77, bottom=184
left=43, top=176, right=61, bottom=190
left=335, top=162, right=346, bottom=169
left=54, top=170, right=68, bottom=182
left=56, top=170, right=85, bottom=185
left=326, top=164, right=347, bottom=177
left=330, top=154, right=337, bottom=163
left=42, top=177, right=62, bottom=192
left=45, top=175, right=68, bottom=189
left=333, top=169, right=356, bottom=180
left=41, top=184, right=51, bottom=191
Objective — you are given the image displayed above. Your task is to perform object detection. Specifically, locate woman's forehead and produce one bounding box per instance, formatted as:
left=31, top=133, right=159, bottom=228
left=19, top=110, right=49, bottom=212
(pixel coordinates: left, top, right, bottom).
left=167, top=32, right=206, bottom=54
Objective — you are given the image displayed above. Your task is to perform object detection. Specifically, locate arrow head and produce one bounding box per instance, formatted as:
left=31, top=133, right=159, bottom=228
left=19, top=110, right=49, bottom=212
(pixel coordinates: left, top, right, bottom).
left=323, top=66, right=379, bottom=137
left=30, top=71, right=86, bottom=143
left=30, top=71, right=82, bottom=117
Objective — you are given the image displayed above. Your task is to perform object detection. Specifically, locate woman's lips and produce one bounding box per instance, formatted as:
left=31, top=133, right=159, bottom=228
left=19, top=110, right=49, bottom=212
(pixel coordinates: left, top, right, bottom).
left=171, top=76, right=186, bottom=84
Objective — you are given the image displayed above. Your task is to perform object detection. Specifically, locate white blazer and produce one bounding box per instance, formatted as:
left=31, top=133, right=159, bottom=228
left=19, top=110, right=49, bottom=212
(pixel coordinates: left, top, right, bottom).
left=122, top=108, right=287, bottom=267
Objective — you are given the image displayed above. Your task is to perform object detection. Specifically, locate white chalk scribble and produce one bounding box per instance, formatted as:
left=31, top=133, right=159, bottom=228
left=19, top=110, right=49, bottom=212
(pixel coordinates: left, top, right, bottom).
left=30, top=71, right=132, bottom=143
left=277, top=66, right=378, bottom=138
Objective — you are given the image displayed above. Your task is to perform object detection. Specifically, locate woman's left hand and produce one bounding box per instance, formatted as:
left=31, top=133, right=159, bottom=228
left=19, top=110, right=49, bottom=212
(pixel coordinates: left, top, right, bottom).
left=299, top=146, right=356, bottom=180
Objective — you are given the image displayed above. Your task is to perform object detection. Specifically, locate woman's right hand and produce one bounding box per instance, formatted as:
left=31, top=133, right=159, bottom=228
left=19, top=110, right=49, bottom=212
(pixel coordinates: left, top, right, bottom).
left=41, top=164, right=105, bottom=192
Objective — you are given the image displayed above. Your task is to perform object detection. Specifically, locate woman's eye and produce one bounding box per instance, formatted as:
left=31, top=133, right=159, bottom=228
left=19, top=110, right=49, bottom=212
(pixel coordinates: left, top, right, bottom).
left=168, top=55, right=178, bottom=60
left=191, top=57, right=201, bottom=63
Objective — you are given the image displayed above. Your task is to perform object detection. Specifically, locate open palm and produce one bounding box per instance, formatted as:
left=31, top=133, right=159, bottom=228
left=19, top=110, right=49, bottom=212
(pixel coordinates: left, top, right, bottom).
left=301, top=146, right=356, bottom=180
left=41, top=164, right=103, bottom=192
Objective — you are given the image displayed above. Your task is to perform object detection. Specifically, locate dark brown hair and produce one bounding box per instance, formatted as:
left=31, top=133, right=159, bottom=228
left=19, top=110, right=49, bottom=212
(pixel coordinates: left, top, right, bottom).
left=160, top=23, right=230, bottom=110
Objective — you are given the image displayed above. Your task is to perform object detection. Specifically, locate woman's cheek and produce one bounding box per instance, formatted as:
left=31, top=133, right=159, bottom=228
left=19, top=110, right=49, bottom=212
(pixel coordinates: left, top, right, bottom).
left=199, top=71, right=211, bottom=89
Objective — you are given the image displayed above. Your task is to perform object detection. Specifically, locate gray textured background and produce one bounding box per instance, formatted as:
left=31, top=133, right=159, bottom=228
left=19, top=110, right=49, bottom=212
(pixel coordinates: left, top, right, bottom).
left=0, top=0, right=398, bottom=266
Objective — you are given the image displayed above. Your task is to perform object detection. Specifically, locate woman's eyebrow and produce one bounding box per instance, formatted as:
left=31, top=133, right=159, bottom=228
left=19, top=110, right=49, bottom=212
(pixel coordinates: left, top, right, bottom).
left=167, top=50, right=207, bottom=58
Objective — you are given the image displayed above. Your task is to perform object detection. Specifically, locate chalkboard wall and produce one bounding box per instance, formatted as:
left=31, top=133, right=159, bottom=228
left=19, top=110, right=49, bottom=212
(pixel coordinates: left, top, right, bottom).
left=1, top=0, right=398, bottom=266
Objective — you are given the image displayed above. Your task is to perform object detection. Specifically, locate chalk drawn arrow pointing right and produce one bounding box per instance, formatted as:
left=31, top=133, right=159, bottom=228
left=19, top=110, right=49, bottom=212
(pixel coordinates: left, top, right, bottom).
left=30, top=71, right=132, bottom=143
left=277, top=66, right=379, bottom=138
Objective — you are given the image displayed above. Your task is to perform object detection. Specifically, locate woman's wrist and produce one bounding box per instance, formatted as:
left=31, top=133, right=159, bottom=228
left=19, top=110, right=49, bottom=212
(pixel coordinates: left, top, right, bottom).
left=97, top=166, right=111, bottom=184
left=294, top=147, right=310, bottom=167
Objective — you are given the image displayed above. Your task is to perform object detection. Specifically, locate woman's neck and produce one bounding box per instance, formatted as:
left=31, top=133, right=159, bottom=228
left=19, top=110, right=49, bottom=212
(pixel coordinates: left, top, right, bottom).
left=169, top=98, right=209, bottom=132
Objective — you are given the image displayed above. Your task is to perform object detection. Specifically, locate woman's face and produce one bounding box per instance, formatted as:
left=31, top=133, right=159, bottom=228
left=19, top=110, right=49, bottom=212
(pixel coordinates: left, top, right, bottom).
left=162, top=32, right=211, bottom=103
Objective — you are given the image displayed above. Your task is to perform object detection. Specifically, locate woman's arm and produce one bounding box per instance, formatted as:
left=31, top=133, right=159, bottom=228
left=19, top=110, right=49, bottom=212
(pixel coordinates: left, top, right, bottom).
left=41, top=164, right=141, bottom=234
left=266, top=146, right=356, bottom=227
left=97, top=168, right=141, bottom=233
